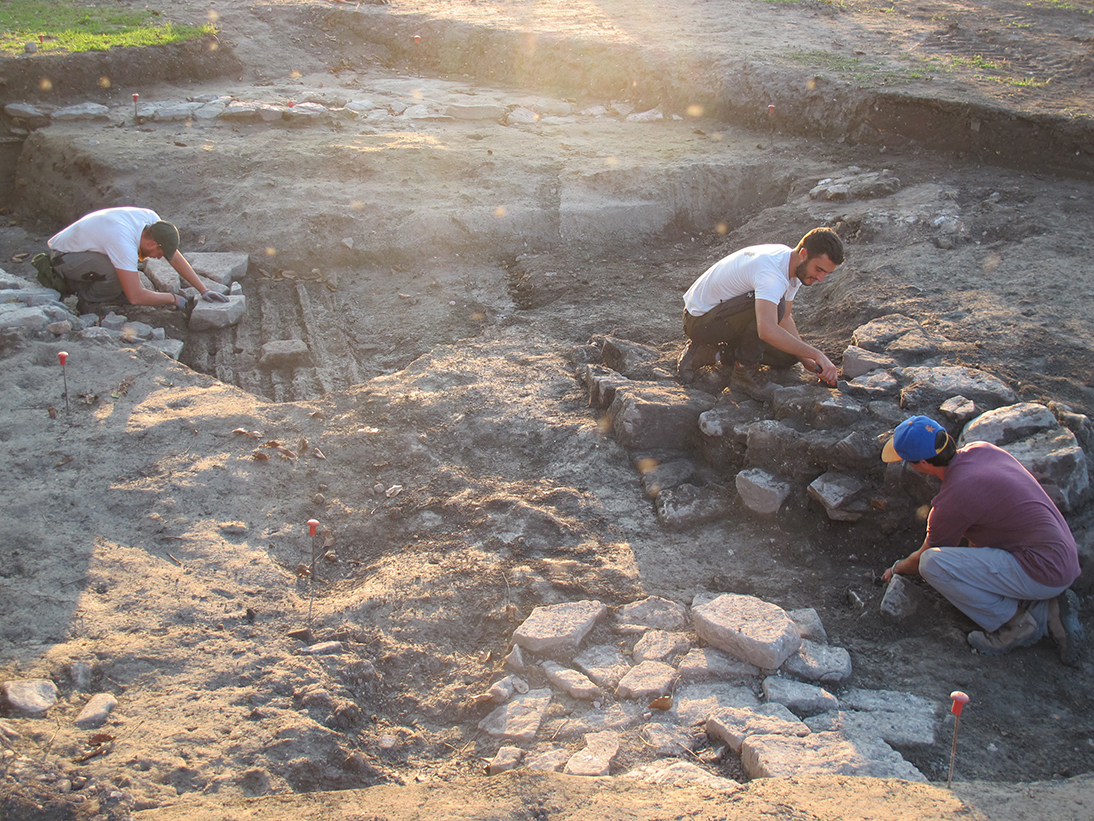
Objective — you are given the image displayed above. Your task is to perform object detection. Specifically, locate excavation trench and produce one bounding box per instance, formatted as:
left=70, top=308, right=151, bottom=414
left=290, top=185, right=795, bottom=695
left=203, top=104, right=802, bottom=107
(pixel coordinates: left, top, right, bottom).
left=2, top=3, right=1093, bottom=809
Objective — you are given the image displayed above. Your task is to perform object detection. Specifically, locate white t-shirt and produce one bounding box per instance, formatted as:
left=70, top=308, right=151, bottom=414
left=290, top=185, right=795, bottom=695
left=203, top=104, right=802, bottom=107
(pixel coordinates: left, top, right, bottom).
left=683, top=244, right=801, bottom=316
left=48, top=207, right=160, bottom=273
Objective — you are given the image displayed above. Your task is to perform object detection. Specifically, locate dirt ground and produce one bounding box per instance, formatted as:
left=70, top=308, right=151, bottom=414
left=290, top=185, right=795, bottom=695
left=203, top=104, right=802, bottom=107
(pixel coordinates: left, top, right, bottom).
left=1, top=1, right=1094, bottom=819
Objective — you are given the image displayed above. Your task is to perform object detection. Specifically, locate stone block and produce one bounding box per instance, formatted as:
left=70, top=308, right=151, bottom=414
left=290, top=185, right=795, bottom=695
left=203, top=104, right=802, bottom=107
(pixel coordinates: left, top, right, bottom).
left=513, top=600, right=606, bottom=654
left=740, top=730, right=927, bottom=781
left=636, top=456, right=703, bottom=498
left=671, top=682, right=761, bottom=725
left=53, top=102, right=109, bottom=121
left=146, top=252, right=249, bottom=287
left=692, top=594, right=801, bottom=670
left=582, top=364, right=629, bottom=409
left=477, top=689, right=553, bottom=742
left=735, top=468, right=791, bottom=516
left=880, top=575, right=925, bottom=619
left=844, top=370, right=900, bottom=399
left=1002, top=429, right=1090, bottom=512
left=0, top=306, right=50, bottom=330
left=564, top=730, right=620, bottom=776
left=900, top=365, right=1017, bottom=411
left=780, top=639, right=852, bottom=683
left=259, top=339, right=312, bottom=369
left=850, top=314, right=921, bottom=351
left=601, top=336, right=661, bottom=378
left=632, top=630, right=690, bottom=663
left=622, top=759, right=738, bottom=789
left=677, top=648, right=760, bottom=683
left=487, top=745, right=523, bottom=775
left=615, top=596, right=688, bottom=633
left=654, top=483, right=732, bottom=529
left=74, top=693, right=117, bottom=728
left=223, top=101, right=261, bottom=121
left=706, top=705, right=811, bottom=753
left=940, top=395, right=979, bottom=424
left=446, top=103, right=507, bottom=120
left=542, top=661, right=600, bottom=700
left=615, top=660, right=677, bottom=700
left=609, top=384, right=715, bottom=450
left=189, top=294, right=246, bottom=331
left=0, top=286, right=61, bottom=306
left=762, top=676, right=839, bottom=714
left=807, top=471, right=867, bottom=521
left=573, top=644, right=631, bottom=688
left=787, top=608, right=828, bottom=642
left=841, top=345, right=898, bottom=379
left=144, top=339, right=185, bottom=360
left=958, top=402, right=1059, bottom=448
left=2, top=679, right=58, bottom=715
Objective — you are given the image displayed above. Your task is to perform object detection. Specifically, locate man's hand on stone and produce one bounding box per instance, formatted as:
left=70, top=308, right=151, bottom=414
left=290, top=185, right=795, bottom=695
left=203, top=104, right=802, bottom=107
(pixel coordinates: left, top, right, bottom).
left=201, top=291, right=230, bottom=303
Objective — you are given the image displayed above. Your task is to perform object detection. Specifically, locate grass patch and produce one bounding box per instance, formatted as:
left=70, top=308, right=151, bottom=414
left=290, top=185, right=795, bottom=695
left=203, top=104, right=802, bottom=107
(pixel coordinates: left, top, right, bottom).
left=0, top=0, right=215, bottom=56
left=1028, top=0, right=1093, bottom=13
left=787, top=49, right=864, bottom=73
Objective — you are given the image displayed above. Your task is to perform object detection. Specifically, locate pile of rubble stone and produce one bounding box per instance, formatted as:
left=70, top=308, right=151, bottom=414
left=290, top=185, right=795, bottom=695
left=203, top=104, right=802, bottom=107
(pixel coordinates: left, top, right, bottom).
left=4, top=91, right=665, bottom=135
left=574, top=314, right=1093, bottom=537
left=0, top=252, right=249, bottom=358
left=475, top=594, right=937, bottom=783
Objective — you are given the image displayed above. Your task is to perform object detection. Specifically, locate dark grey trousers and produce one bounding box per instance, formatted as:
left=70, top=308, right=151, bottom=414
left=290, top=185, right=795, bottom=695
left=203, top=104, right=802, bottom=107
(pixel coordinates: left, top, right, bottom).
left=50, top=251, right=127, bottom=304
left=682, top=293, right=797, bottom=369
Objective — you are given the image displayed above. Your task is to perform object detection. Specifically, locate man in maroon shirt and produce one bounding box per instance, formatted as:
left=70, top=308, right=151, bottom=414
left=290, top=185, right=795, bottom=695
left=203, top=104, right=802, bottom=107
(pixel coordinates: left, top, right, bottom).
left=881, top=415, right=1083, bottom=665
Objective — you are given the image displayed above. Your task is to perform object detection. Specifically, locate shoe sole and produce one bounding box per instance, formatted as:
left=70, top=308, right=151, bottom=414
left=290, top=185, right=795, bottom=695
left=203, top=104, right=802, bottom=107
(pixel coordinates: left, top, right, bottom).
left=967, top=624, right=1040, bottom=656
left=1057, top=590, right=1084, bottom=667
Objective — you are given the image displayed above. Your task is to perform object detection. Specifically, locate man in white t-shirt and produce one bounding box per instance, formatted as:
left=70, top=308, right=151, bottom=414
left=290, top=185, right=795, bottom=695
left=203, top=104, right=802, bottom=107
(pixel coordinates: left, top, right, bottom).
left=678, top=227, right=844, bottom=397
left=42, top=207, right=227, bottom=313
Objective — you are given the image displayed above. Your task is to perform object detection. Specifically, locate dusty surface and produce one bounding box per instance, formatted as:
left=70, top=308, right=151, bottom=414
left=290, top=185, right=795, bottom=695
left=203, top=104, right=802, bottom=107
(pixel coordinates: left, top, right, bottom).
left=1, top=1, right=1094, bottom=819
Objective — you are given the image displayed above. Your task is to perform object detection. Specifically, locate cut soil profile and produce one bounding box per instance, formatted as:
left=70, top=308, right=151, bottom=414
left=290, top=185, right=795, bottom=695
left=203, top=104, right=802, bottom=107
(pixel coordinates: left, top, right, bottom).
left=1, top=2, right=1093, bottom=820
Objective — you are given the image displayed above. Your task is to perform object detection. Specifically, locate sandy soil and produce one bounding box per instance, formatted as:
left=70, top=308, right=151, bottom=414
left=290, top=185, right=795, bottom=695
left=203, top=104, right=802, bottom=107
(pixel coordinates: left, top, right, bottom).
left=1, top=1, right=1093, bottom=819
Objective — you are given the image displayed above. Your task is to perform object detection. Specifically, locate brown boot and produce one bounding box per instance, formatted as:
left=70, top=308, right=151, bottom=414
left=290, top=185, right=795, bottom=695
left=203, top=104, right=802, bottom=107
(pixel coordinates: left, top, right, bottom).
left=1047, top=590, right=1084, bottom=667
left=967, top=609, right=1038, bottom=656
left=731, top=363, right=777, bottom=401
left=677, top=341, right=717, bottom=383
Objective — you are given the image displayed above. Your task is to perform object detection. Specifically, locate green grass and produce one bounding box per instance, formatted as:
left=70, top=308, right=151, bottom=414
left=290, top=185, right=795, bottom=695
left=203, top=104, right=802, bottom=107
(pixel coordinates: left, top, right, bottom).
left=787, top=49, right=864, bottom=73
left=0, top=0, right=215, bottom=56
left=1028, top=0, right=1093, bottom=13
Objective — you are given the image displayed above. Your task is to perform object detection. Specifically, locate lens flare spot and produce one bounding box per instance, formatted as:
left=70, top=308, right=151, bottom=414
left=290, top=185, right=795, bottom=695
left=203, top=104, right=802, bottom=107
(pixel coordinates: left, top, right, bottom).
left=686, top=104, right=704, bottom=118
left=494, top=206, right=507, bottom=218
left=265, top=247, right=277, bottom=257
left=208, top=41, right=219, bottom=52
left=39, top=78, right=53, bottom=92
left=636, top=458, right=658, bottom=475
left=351, top=200, right=364, bottom=211
left=604, top=156, right=619, bottom=167
left=290, top=70, right=302, bottom=80
left=715, top=223, right=729, bottom=235
left=207, top=10, right=220, bottom=22
left=99, top=76, right=111, bottom=89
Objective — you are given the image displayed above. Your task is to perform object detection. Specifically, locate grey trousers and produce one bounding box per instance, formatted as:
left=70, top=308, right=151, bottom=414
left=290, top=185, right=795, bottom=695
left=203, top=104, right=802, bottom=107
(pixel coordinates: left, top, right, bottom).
left=682, top=295, right=797, bottom=369
left=50, top=250, right=127, bottom=304
left=919, top=546, right=1069, bottom=635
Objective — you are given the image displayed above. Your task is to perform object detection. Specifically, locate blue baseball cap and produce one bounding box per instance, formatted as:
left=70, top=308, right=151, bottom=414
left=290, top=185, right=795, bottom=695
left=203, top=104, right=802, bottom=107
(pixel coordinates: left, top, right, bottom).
left=882, top=415, right=949, bottom=463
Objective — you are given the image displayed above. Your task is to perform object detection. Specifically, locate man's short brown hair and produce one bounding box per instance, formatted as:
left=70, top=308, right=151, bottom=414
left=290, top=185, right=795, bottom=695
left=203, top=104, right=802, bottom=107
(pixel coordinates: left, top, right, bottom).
left=796, top=227, right=844, bottom=265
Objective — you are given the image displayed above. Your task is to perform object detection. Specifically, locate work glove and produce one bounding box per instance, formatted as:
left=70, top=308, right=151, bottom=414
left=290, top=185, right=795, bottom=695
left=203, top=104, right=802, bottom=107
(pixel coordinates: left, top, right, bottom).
left=201, top=291, right=231, bottom=303
left=173, top=294, right=188, bottom=310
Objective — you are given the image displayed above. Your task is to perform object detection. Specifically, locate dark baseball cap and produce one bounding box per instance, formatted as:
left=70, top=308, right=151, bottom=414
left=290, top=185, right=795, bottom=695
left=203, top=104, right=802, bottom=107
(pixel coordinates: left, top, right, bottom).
left=148, top=220, right=180, bottom=259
